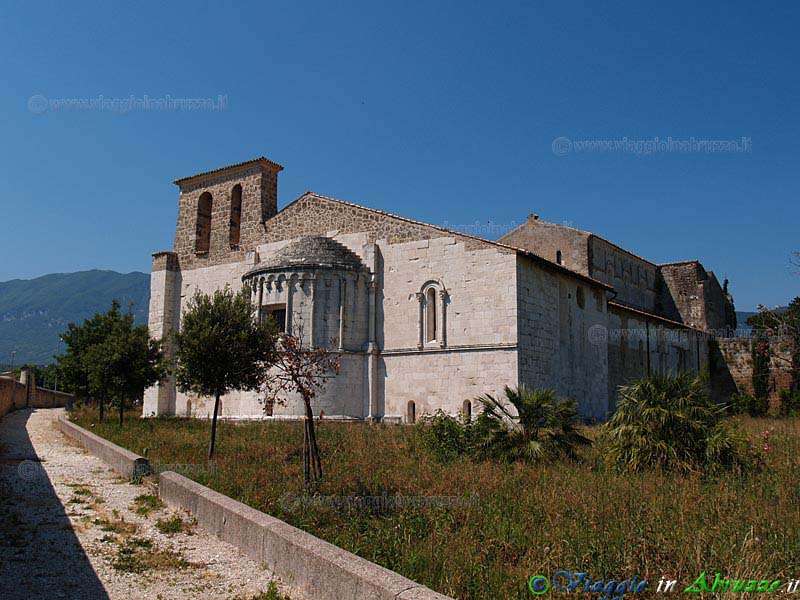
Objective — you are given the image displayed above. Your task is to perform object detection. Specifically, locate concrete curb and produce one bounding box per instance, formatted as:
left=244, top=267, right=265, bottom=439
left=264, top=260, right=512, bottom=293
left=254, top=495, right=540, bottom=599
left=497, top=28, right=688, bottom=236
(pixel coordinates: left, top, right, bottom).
left=57, top=416, right=152, bottom=479
left=159, top=472, right=453, bottom=600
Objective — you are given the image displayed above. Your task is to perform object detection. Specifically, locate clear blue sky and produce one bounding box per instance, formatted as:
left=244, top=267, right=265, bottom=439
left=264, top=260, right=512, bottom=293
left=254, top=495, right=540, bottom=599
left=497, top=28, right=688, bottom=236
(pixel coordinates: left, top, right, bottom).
left=1, top=1, right=797, bottom=310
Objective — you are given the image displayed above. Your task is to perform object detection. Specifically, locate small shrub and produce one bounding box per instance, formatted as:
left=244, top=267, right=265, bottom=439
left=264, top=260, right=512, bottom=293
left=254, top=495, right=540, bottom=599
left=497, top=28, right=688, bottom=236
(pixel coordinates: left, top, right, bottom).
left=132, top=494, right=163, bottom=517
left=779, top=388, right=800, bottom=417
left=236, top=582, right=291, bottom=600
left=602, top=374, right=750, bottom=473
left=111, top=538, right=196, bottom=573
left=733, top=392, right=770, bottom=417
left=156, top=514, right=193, bottom=535
left=93, top=516, right=137, bottom=535
left=416, top=410, right=473, bottom=462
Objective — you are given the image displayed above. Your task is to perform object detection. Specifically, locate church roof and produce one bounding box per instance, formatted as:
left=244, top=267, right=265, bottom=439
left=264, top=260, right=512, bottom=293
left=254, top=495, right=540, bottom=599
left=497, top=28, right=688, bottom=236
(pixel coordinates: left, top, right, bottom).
left=285, top=192, right=614, bottom=291
left=245, top=236, right=365, bottom=277
left=173, top=156, right=284, bottom=185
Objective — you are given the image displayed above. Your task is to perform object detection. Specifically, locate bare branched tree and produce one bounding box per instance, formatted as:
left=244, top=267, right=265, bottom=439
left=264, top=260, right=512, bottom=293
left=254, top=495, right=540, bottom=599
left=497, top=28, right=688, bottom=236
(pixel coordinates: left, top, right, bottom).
left=262, top=319, right=340, bottom=486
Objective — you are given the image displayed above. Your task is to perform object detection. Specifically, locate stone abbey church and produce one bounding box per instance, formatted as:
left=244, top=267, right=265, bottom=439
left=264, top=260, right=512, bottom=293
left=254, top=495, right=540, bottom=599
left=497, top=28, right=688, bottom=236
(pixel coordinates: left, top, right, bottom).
left=143, top=156, right=736, bottom=422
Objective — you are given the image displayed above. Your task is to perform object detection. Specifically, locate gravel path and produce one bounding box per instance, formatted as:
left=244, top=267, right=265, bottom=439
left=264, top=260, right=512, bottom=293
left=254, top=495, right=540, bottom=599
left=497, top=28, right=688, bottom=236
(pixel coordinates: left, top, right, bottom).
left=0, top=408, right=305, bottom=600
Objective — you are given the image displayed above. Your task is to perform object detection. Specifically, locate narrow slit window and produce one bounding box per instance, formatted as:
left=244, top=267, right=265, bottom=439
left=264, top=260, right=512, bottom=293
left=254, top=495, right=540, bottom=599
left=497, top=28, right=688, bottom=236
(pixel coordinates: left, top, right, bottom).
left=425, top=287, right=437, bottom=342
left=195, top=192, right=213, bottom=253
left=229, top=184, right=242, bottom=248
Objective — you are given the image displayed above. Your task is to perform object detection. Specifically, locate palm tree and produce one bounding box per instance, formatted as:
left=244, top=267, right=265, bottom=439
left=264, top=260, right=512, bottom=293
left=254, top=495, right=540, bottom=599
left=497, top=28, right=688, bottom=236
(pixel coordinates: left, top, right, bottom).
left=473, top=385, right=590, bottom=462
left=603, top=373, right=747, bottom=473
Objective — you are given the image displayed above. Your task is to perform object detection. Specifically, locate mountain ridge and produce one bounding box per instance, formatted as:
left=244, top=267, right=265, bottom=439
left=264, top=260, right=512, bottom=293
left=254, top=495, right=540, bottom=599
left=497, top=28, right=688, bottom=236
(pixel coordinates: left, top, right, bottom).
left=0, top=270, right=151, bottom=365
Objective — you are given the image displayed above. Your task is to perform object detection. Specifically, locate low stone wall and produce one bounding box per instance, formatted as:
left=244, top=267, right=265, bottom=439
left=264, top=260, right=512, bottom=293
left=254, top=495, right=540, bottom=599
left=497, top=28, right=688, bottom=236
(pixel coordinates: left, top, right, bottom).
left=0, top=376, right=25, bottom=419
left=30, top=388, right=73, bottom=409
left=57, top=416, right=151, bottom=479
left=159, top=472, right=452, bottom=600
left=0, top=372, right=73, bottom=419
left=54, top=415, right=452, bottom=600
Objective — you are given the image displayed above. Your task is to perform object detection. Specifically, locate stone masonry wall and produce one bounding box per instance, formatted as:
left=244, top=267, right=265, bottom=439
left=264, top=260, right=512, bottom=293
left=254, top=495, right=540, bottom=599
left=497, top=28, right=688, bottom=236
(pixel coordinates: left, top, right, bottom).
left=377, top=235, right=520, bottom=420
left=517, top=256, right=609, bottom=420
left=717, top=337, right=792, bottom=403
left=0, top=374, right=72, bottom=419
left=172, top=163, right=279, bottom=270
left=589, top=237, right=657, bottom=313
left=606, top=306, right=707, bottom=410
left=499, top=217, right=591, bottom=274
left=657, top=261, right=709, bottom=329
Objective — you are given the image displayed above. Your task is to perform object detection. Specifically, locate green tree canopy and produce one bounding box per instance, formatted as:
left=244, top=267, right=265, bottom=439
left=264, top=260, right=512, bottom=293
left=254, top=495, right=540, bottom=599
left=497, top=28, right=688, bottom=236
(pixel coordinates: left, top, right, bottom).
left=173, top=286, right=277, bottom=458
left=57, top=300, right=166, bottom=424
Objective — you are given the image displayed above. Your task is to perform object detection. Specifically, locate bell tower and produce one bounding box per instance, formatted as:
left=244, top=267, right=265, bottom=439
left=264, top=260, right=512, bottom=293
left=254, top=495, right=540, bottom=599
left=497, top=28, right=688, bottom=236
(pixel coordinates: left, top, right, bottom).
left=171, top=156, right=283, bottom=268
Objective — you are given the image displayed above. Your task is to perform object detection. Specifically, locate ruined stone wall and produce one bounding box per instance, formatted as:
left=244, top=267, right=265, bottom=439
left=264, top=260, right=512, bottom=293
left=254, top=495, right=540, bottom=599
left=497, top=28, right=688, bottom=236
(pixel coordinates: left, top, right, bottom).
left=716, top=337, right=792, bottom=402
left=701, top=272, right=733, bottom=333
left=498, top=218, right=591, bottom=274
left=589, top=237, right=657, bottom=313
left=657, top=261, right=709, bottom=329
left=517, top=256, right=609, bottom=420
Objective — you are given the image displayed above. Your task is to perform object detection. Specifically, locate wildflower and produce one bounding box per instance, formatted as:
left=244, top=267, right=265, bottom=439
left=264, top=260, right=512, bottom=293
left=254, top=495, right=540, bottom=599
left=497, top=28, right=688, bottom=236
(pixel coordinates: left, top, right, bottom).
left=544, top=546, right=551, bottom=554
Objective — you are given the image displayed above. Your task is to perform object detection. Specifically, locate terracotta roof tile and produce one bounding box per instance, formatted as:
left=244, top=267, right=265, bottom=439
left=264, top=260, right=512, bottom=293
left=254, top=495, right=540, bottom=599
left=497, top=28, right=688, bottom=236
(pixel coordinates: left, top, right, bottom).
left=174, top=157, right=283, bottom=185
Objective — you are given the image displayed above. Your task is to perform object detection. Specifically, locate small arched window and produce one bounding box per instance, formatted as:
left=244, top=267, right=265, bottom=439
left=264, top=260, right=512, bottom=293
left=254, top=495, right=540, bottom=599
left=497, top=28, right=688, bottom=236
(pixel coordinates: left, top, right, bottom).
left=195, top=191, right=213, bottom=254
left=407, top=401, right=416, bottom=424
left=229, top=184, right=242, bottom=248
left=425, top=287, right=437, bottom=342
left=556, top=250, right=563, bottom=265
left=463, top=400, right=472, bottom=419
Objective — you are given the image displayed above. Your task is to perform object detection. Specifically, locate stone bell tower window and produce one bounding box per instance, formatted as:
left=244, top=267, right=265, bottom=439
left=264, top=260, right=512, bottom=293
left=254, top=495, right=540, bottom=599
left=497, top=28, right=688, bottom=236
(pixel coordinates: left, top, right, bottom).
left=229, top=184, right=242, bottom=248
left=195, top=191, right=213, bottom=254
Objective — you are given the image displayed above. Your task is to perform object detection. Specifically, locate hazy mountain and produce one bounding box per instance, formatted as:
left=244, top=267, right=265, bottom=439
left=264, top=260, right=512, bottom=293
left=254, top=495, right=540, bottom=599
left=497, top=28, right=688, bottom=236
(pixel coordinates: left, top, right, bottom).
left=736, top=307, right=789, bottom=334
left=0, top=270, right=150, bottom=365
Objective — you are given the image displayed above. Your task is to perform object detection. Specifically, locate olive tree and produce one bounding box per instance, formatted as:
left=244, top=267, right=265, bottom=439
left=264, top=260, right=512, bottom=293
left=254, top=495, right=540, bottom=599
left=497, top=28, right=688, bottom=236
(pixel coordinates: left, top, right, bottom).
left=173, top=286, right=276, bottom=458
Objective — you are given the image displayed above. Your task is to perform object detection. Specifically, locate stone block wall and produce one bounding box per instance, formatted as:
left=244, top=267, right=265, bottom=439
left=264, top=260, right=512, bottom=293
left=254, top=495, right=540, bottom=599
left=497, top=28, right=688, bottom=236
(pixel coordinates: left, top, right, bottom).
left=0, top=373, right=72, bottom=419
left=173, top=161, right=280, bottom=270
left=0, top=376, right=24, bottom=418
left=589, top=237, right=657, bottom=313
left=606, top=306, right=706, bottom=410
left=376, top=235, right=520, bottom=420
left=377, top=236, right=518, bottom=351
left=380, top=349, right=517, bottom=421
left=656, top=261, right=736, bottom=332
left=499, top=216, right=591, bottom=273
left=716, top=337, right=792, bottom=402
left=517, top=256, right=609, bottom=420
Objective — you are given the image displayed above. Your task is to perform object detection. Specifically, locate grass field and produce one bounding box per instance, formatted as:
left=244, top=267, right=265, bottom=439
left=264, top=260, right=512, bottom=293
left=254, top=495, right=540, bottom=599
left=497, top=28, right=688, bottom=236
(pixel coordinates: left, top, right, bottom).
left=70, top=409, right=800, bottom=599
